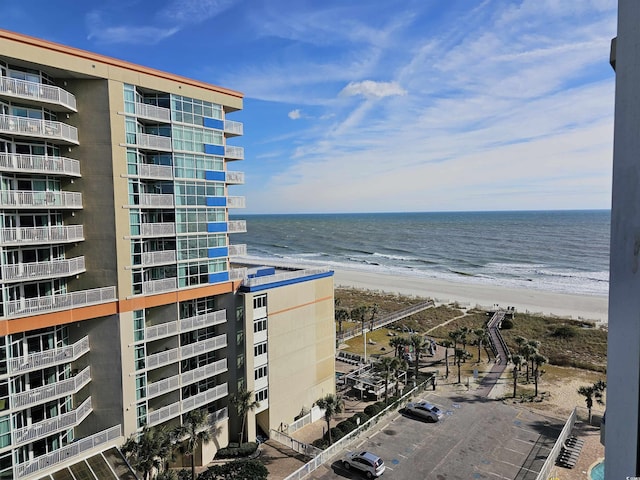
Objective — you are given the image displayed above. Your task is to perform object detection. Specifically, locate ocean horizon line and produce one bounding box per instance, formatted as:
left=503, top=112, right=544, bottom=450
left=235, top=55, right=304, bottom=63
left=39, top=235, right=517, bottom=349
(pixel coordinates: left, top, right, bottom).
left=233, top=208, right=611, bottom=217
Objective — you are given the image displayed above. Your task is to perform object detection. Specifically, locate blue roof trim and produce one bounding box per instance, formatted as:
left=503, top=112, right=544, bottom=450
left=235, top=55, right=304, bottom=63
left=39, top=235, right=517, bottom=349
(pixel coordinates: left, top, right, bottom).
left=239, top=270, right=334, bottom=292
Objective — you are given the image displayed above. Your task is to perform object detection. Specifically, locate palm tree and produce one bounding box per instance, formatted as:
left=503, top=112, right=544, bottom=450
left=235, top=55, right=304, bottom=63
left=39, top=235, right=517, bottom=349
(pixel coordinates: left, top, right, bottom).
left=315, top=394, right=344, bottom=445
left=449, top=329, right=463, bottom=351
left=511, top=354, right=523, bottom=398
left=459, top=327, right=470, bottom=353
left=230, top=388, right=260, bottom=444
left=335, top=308, right=350, bottom=337
left=369, top=303, right=379, bottom=330
left=473, top=328, right=486, bottom=363
left=409, top=334, right=427, bottom=380
left=122, top=425, right=173, bottom=480
left=440, top=339, right=454, bottom=378
left=527, top=339, right=540, bottom=379
left=454, top=348, right=471, bottom=384
left=533, top=354, right=547, bottom=397
left=390, top=356, right=407, bottom=396
left=175, top=409, right=212, bottom=480
left=578, top=380, right=606, bottom=424
left=389, top=336, right=406, bottom=358
left=374, top=355, right=395, bottom=405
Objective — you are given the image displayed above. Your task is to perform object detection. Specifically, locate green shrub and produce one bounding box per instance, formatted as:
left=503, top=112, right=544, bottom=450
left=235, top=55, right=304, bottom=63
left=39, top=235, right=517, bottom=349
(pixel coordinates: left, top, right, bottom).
left=336, top=419, right=357, bottom=434
left=364, top=404, right=381, bottom=416
left=325, top=427, right=344, bottom=443
left=353, top=412, right=370, bottom=424
left=501, top=318, right=514, bottom=329
left=551, top=324, right=578, bottom=339
left=214, top=442, right=258, bottom=458
left=312, top=438, right=328, bottom=449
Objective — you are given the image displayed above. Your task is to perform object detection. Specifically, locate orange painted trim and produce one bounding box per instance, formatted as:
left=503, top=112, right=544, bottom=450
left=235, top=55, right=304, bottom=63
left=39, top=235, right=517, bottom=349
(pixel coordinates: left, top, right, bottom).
left=0, top=281, right=238, bottom=334
left=268, top=295, right=333, bottom=317
left=0, top=29, right=243, bottom=99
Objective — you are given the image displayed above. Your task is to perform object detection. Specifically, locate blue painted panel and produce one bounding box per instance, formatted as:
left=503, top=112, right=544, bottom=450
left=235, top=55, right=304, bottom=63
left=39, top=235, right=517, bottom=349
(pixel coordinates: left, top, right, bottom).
left=208, top=247, right=229, bottom=258
left=207, top=222, right=228, bottom=233
left=204, top=144, right=225, bottom=155
left=205, top=171, right=226, bottom=181
left=209, top=271, right=230, bottom=284
left=204, top=118, right=224, bottom=130
left=206, top=197, right=227, bottom=207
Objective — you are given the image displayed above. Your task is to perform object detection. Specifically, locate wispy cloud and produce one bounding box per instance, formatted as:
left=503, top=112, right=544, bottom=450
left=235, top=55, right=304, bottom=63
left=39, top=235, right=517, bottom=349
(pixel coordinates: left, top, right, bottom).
left=288, top=109, right=302, bottom=120
left=340, top=81, right=407, bottom=99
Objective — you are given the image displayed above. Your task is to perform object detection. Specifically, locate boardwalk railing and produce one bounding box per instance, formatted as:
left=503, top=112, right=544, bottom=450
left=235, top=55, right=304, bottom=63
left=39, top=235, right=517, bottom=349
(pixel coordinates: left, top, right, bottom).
left=337, top=300, right=435, bottom=343
left=269, top=429, right=323, bottom=458
left=486, top=310, right=510, bottom=362
left=534, top=408, right=577, bottom=480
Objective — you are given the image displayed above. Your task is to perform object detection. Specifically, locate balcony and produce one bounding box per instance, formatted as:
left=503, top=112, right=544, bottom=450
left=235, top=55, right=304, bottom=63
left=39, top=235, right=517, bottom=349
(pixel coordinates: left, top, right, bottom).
left=224, top=120, right=243, bottom=137
left=8, top=336, right=89, bottom=374
left=130, top=133, right=172, bottom=151
left=12, top=366, right=91, bottom=410
left=228, top=244, right=247, bottom=257
left=226, top=171, right=244, bottom=185
left=141, top=250, right=176, bottom=266
left=228, top=220, right=247, bottom=233
left=243, top=267, right=332, bottom=288
left=146, top=359, right=227, bottom=399
left=140, top=222, right=176, bottom=237
left=0, top=114, right=79, bottom=144
left=139, top=193, right=174, bottom=208
left=229, top=267, right=247, bottom=281
left=135, top=103, right=171, bottom=122
left=142, top=277, right=177, bottom=295
left=2, top=256, right=85, bottom=282
left=0, top=153, right=80, bottom=177
left=12, top=397, right=92, bottom=447
left=137, top=163, right=173, bottom=180
left=225, top=145, right=244, bottom=160
left=147, top=384, right=228, bottom=427
left=0, top=76, right=77, bottom=112
left=15, top=424, right=121, bottom=479
left=0, top=190, right=82, bottom=209
left=145, top=309, right=226, bottom=341
left=227, top=196, right=245, bottom=208
left=3, top=286, right=116, bottom=319
left=146, top=334, right=226, bottom=370
left=1, top=224, right=84, bottom=246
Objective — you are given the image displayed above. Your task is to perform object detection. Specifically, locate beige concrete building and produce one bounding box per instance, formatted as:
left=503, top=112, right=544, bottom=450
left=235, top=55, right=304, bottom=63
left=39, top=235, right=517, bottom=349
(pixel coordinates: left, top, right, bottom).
left=0, top=29, right=335, bottom=480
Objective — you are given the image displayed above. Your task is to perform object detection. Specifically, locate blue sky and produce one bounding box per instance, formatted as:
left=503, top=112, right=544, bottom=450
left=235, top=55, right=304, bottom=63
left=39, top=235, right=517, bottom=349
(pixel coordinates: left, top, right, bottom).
left=1, top=0, right=617, bottom=214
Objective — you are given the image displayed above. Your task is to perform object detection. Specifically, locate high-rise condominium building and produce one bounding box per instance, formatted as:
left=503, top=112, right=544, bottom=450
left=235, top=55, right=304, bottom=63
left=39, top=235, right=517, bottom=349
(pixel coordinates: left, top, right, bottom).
left=0, top=29, right=335, bottom=480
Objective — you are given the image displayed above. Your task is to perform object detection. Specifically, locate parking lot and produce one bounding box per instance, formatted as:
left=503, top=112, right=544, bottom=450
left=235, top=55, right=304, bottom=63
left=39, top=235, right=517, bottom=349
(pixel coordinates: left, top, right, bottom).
left=305, top=389, right=563, bottom=480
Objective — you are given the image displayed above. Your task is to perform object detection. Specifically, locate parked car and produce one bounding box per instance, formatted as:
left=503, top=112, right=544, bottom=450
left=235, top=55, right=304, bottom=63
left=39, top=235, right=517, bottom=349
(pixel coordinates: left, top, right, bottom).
left=405, top=401, right=444, bottom=422
left=343, top=451, right=386, bottom=478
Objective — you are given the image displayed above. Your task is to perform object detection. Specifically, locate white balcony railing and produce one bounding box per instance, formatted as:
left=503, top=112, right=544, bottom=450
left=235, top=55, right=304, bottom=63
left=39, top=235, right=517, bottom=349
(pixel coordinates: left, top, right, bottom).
left=146, top=359, right=227, bottom=400
left=146, top=334, right=226, bottom=371
left=0, top=114, right=78, bottom=144
left=137, top=163, right=173, bottom=179
left=147, top=400, right=182, bottom=427
left=229, top=267, right=247, bottom=281
left=142, top=278, right=177, bottom=295
left=145, top=309, right=226, bottom=341
left=139, top=193, right=174, bottom=207
left=140, top=222, right=176, bottom=237
left=228, top=244, right=247, bottom=257
left=12, top=367, right=91, bottom=410
left=135, top=103, right=171, bottom=122
left=227, top=196, right=245, bottom=208
left=141, top=250, right=176, bottom=266
left=180, top=310, right=226, bottom=331
left=2, top=256, right=85, bottom=282
left=228, top=220, right=247, bottom=233
left=243, top=267, right=331, bottom=288
left=224, top=120, right=243, bottom=136
left=182, top=383, right=228, bottom=412
left=0, top=153, right=80, bottom=176
left=3, top=286, right=116, bottom=319
left=15, top=424, right=121, bottom=479
left=226, top=171, right=244, bottom=184
left=1, top=224, right=84, bottom=245
left=8, top=336, right=89, bottom=374
left=133, top=133, right=172, bottom=151
left=12, top=397, right=92, bottom=446
left=224, top=145, right=244, bottom=160
left=0, top=190, right=82, bottom=209
left=0, top=77, right=77, bottom=111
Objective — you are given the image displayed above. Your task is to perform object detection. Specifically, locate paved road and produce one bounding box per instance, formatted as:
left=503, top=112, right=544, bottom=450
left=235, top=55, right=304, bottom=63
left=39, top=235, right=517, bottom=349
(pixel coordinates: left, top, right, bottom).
left=306, top=389, right=562, bottom=480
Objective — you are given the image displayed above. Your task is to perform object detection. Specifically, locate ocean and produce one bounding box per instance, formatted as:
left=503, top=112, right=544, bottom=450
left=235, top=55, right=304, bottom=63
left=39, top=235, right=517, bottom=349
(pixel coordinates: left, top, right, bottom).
left=230, top=210, right=610, bottom=297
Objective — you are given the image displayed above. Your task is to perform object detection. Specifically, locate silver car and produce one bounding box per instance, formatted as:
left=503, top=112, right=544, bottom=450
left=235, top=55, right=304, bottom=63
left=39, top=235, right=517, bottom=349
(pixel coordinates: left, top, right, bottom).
left=405, top=401, right=444, bottom=422
left=343, top=451, right=386, bottom=478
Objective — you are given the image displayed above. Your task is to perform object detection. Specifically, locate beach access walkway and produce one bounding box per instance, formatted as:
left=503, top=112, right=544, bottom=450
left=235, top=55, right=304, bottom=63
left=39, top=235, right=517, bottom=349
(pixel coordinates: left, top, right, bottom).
left=475, top=308, right=512, bottom=398
left=336, top=299, right=435, bottom=343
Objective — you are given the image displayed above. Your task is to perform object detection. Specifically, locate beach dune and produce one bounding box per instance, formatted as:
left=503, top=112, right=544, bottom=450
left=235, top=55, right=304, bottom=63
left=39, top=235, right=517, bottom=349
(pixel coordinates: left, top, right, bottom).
left=333, top=268, right=609, bottom=323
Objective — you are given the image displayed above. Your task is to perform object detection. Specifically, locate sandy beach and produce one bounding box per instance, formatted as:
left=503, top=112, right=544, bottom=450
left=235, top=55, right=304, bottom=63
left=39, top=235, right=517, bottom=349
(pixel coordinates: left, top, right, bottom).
left=333, top=268, right=609, bottom=322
